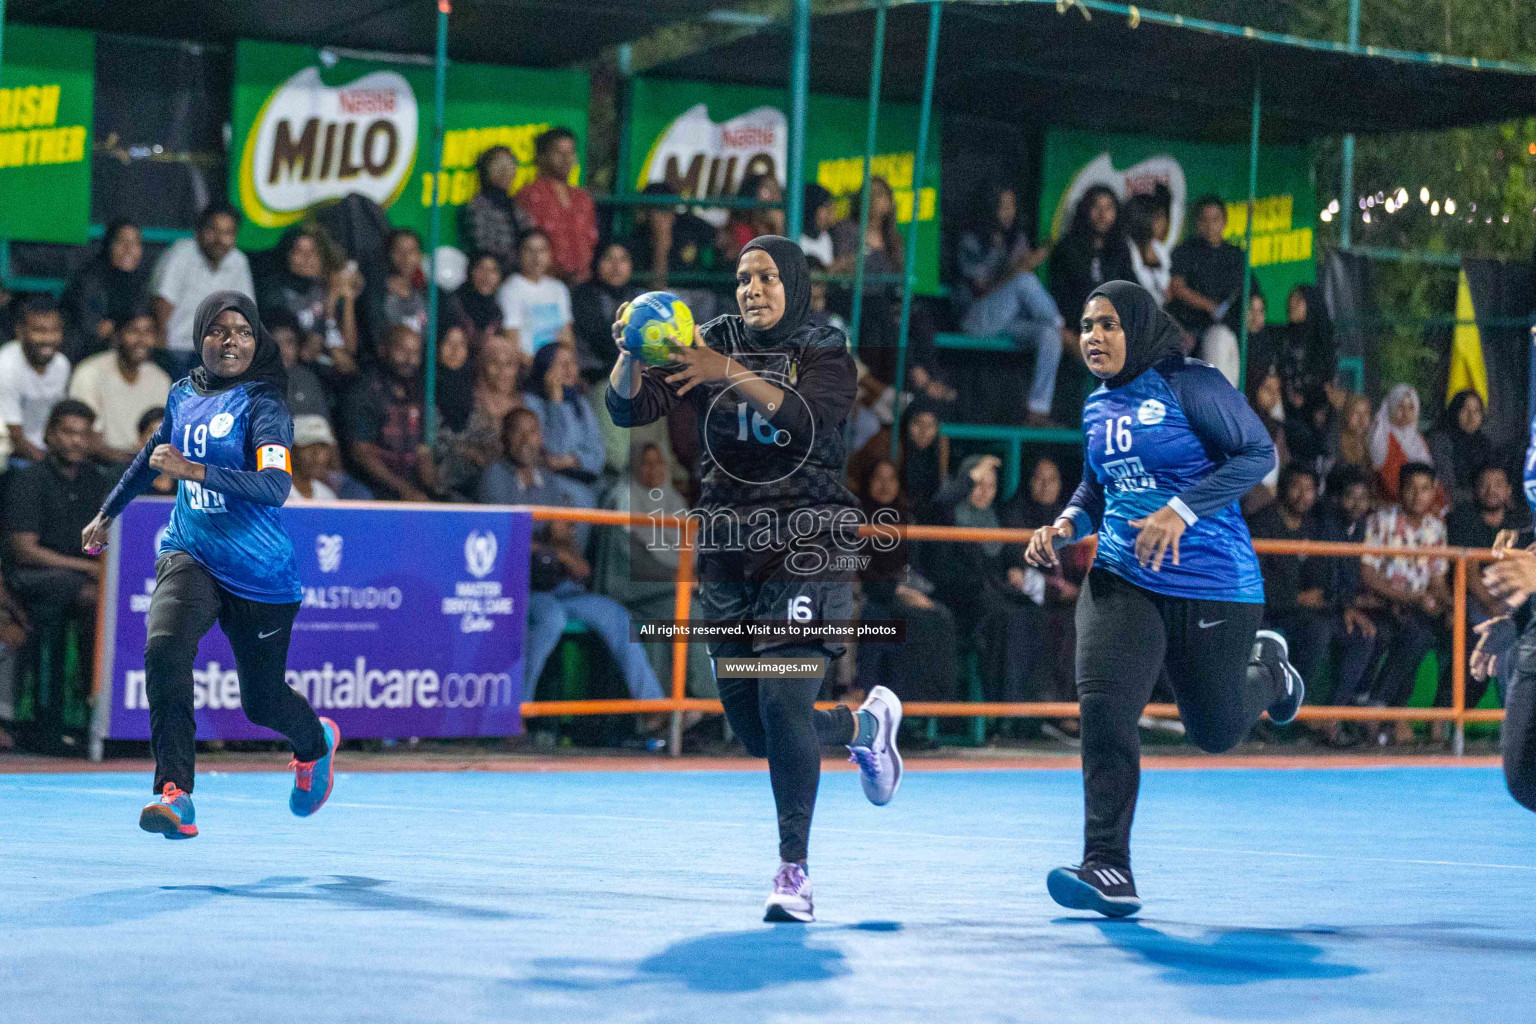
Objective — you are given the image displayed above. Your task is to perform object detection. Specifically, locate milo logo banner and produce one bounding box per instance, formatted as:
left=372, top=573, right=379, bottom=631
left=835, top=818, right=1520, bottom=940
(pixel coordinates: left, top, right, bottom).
left=0, top=25, right=94, bottom=245
left=630, top=78, right=943, bottom=294
left=231, top=39, right=589, bottom=249
left=1039, top=129, right=1317, bottom=311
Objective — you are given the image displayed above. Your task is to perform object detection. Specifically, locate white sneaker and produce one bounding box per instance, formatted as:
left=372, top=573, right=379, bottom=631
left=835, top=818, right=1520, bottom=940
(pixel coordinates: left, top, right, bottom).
left=763, top=861, right=814, bottom=923
left=847, top=685, right=903, bottom=806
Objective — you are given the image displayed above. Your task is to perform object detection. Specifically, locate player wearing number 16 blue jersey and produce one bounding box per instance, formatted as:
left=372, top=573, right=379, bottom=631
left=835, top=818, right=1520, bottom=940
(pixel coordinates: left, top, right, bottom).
left=83, top=292, right=338, bottom=839
left=1025, top=281, right=1304, bottom=917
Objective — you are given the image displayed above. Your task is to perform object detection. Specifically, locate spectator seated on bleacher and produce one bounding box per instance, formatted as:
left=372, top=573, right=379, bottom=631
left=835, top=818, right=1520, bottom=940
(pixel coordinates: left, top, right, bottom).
left=0, top=293, right=72, bottom=469
left=60, top=219, right=149, bottom=363
left=481, top=407, right=662, bottom=706
left=514, top=127, right=598, bottom=289
left=593, top=441, right=715, bottom=699
left=285, top=415, right=370, bottom=504
left=1357, top=462, right=1452, bottom=746
left=4, top=401, right=114, bottom=744
left=340, top=323, right=434, bottom=502
left=457, top=145, right=532, bottom=276
left=571, top=241, right=639, bottom=386
left=1446, top=464, right=1526, bottom=710
left=67, top=302, right=172, bottom=464
left=150, top=202, right=254, bottom=378
left=1247, top=465, right=1337, bottom=694
left=956, top=186, right=1063, bottom=428
left=498, top=230, right=576, bottom=357
left=1165, top=194, right=1258, bottom=388
left=382, top=228, right=428, bottom=338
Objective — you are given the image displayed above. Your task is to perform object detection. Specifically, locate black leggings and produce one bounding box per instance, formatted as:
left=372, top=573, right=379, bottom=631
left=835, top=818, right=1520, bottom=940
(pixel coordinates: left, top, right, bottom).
left=1503, top=620, right=1536, bottom=812
left=1075, top=568, right=1278, bottom=870
left=713, top=643, right=855, bottom=864
left=145, top=551, right=326, bottom=794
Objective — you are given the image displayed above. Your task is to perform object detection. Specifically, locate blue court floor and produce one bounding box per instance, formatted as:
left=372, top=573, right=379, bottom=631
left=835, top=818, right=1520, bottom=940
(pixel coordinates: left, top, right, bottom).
left=2, top=766, right=1533, bottom=1023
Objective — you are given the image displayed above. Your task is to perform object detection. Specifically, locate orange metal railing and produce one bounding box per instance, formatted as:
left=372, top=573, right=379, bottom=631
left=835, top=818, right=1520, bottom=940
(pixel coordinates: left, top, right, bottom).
left=519, top=506, right=1510, bottom=757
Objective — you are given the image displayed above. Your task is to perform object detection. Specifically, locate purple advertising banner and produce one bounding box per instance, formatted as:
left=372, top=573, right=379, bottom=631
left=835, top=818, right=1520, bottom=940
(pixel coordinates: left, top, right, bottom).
left=98, top=500, right=531, bottom=741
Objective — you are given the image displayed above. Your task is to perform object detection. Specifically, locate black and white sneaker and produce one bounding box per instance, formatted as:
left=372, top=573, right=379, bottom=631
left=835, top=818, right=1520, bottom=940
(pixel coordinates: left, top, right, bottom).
left=1254, top=629, right=1305, bottom=725
left=1047, top=862, right=1142, bottom=918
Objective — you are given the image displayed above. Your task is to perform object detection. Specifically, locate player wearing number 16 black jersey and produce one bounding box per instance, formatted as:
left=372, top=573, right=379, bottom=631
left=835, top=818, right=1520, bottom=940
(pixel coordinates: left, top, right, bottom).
left=607, top=236, right=901, bottom=922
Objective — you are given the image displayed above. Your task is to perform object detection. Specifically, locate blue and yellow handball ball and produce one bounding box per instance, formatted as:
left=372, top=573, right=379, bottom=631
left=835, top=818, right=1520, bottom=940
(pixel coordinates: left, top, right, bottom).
left=621, top=291, right=695, bottom=366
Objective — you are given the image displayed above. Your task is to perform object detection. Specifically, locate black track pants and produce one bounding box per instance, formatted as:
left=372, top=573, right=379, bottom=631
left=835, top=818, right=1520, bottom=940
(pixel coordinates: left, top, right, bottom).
left=713, top=642, right=856, bottom=864
left=145, top=551, right=326, bottom=794
left=1503, top=619, right=1536, bottom=812
left=1075, top=567, right=1279, bottom=870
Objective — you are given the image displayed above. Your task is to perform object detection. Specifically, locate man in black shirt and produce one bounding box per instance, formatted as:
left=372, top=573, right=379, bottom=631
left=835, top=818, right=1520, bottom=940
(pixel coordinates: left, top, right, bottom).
left=1166, top=195, right=1259, bottom=387
left=5, top=399, right=115, bottom=740
left=1444, top=464, right=1527, bottom=710
left=1247, top=464, right=1333, bottom=689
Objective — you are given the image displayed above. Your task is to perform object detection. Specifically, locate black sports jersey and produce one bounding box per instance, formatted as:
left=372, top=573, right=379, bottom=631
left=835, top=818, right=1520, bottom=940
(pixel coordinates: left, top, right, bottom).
left=607, top=314, right=859, bottom=528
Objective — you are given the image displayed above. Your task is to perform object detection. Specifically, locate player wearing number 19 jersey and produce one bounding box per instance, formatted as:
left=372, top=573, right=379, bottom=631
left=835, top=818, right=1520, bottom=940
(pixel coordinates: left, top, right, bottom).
left=1025, top=281, right=1303, bottom=917
left=607, top=236, right=901, bottom=923
left=87, top=291, right=338, bottom=839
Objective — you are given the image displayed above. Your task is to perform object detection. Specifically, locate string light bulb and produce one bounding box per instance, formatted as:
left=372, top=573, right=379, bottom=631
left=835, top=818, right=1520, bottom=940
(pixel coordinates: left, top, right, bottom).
left=1420, top=187, right=1430, bottom=203
left=1445, top=198, right=1457, bottom=214
left=1430, top=201, right=1440, bottom=215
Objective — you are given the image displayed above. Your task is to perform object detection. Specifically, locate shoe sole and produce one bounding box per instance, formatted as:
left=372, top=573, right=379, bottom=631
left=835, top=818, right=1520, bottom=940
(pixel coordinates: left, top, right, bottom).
left=139, top=804, right=197, bottom=839
left=292, top=718, right=341, bottom=818
left=763, top=901, right=814, bottom=923
left=859, top=686, right=903, bottom=806
left=1046, top=867, right=1140, bottom=918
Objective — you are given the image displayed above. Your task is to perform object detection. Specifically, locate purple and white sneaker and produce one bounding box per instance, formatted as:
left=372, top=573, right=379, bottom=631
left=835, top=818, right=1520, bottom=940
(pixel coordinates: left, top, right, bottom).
left=763, top=861, right=814, bottom=923
left=848, top=685, right=903, bottom=806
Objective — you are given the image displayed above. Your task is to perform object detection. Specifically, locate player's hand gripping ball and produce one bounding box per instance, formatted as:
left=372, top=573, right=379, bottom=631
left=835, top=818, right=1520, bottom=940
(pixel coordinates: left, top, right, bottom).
left=619, top=291, right=695, bottom=366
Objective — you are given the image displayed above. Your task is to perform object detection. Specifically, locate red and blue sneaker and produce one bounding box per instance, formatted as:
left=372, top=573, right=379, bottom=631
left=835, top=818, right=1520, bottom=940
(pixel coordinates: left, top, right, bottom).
left=289, top=717, right=340, bottom=817
left=139, top=783, right=198, bottom=839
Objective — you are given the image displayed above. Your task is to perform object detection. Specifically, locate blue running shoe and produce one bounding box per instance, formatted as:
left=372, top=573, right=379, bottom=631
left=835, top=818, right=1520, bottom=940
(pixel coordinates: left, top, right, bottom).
left=1047, top=863, right=1141, bottom=918
left=290, top=717, right=340, bottom=817
left=139, top=783, right=198, bottom=839
left=1255, top=629, right=1305, bottom=725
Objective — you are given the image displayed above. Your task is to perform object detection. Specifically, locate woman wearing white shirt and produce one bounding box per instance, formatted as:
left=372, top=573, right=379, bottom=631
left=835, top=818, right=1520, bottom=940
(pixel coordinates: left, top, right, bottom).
left=1125, top=192, right=1172, bottom=307
left=497, top=230, right=575, bottom=356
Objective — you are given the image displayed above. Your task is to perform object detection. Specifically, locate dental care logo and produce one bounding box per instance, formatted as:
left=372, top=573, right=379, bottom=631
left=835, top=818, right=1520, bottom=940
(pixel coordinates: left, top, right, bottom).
left=464, top=531, right=497, bottom=578
left=1137, top=399, right=1166, bottom=426
left=443, top=530, right=512, bottom=634
left=238, top=65, right=419, bottom=229
left=316, top=534, right=343, bottom=573
left=209, top=412, right=235, bottom=438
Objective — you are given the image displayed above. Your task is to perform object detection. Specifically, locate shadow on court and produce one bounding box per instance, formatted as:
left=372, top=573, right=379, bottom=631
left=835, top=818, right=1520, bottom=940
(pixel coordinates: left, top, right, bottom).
left=16, top=875, right=524, bottom=928
left=529, top=921, right=903, bottom=998
left=1057, top=918, right=1365, bottom=985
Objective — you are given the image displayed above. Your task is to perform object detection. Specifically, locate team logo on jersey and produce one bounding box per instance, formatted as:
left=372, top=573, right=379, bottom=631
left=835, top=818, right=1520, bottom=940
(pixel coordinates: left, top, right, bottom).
left=1136, top=399, right=1166, bottom=426
left=209, top=412, right=235, bottom=438
left=464, top=530, right=498, bottom=579
left=316, top=534, right=343, bottom=573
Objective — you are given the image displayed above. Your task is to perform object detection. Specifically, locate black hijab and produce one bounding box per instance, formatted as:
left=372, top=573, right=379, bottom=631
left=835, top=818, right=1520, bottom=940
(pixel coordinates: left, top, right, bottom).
left=526, top=341, right=581, bottom=406
left=1436, top=389, right=1494, bottom=485
left=95, top=219, right=150, bottom=324
left=189, top=291, right=288, bottom=396
left=738, top=235, right=812, bottom=348
left=435, top=326, right=477, bottom=434
left=454, top=255, right=505, bottom=336
left=1086, top=279, right=1185, bottom=390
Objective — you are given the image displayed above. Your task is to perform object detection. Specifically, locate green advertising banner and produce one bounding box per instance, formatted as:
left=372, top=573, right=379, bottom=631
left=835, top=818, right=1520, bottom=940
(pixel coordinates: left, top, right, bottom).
left=0, top=25, right=95, bottom=245
left=1039, top=129, right=1317, bottom=315
left=230, top=40, right=589, bottom=250
left=630, top=78, right=943, bottom=294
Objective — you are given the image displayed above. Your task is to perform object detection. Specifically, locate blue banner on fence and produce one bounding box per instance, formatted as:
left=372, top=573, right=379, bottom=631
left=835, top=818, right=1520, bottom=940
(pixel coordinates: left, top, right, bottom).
left=100, top=500, right=531, bottom=741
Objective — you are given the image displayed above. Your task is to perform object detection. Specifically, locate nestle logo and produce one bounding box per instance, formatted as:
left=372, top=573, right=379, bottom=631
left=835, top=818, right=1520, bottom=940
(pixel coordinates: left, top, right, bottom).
left=338, top=89, right=396, bottom=115
left=720, top=126, right=775, bottom=147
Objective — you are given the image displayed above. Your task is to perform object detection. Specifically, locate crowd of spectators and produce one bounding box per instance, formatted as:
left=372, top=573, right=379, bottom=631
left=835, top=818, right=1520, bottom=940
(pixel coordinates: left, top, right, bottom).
left=0, top=135, right=1519, bottom=753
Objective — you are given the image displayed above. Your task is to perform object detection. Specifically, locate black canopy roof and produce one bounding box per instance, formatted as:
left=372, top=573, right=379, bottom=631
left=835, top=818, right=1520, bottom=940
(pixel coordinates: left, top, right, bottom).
left=5, top=0, right=726, bottom=68
left=647, top=1, right=1536, bottom=143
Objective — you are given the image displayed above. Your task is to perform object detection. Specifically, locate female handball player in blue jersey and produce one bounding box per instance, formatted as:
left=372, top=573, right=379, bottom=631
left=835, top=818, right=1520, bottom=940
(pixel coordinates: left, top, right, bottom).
left=607, top=236, right=901, bottom=923
left=1025, top=280, right=1304, bottom=916
left=82, top=291, right=338, bottom=838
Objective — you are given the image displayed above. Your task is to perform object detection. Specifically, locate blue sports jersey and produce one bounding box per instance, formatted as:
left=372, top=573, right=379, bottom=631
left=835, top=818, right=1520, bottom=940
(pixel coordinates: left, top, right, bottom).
left=1523, top=408, right=1536, bottom=522
left=102, top=379, right=301, bottom=603
left=1061, top=357, right=1274, bottom=603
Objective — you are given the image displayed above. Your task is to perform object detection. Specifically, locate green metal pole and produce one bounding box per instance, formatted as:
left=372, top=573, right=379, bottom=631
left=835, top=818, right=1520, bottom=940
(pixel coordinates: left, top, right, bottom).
left=1339, top=0, right=1360, bottom=248
left=785, top=0, right=811, bottom=239
left=889, top=1, right=941, bottom=461
left=1, top=0, right=8, bottom=290
left=1238, top=74, right=1260, bottom=392
left=423, top=0, right=449, bottom=447
left=848, top=0, right=887, bottom=354
left=612, top=42, right=633, bottom=240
